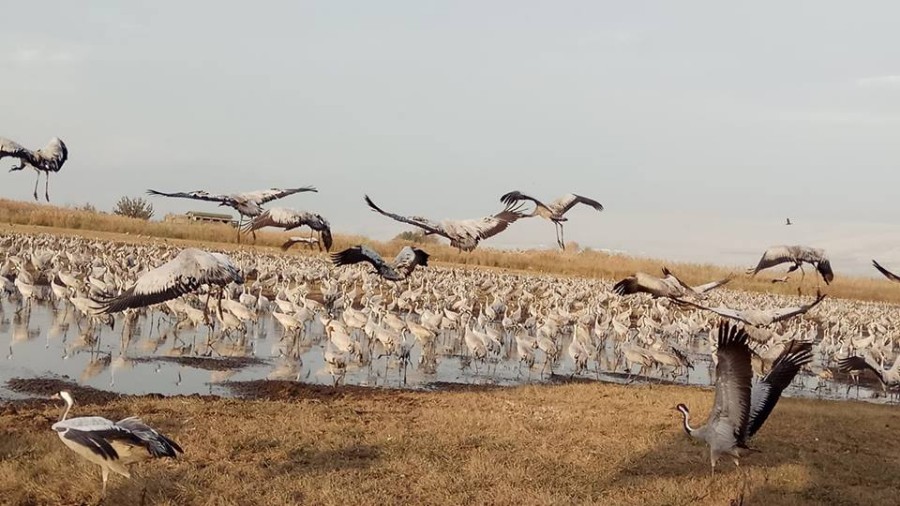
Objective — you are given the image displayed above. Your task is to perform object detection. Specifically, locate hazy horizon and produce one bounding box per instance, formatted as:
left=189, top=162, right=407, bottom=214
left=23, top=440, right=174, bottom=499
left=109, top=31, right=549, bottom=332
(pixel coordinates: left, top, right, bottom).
left=2, top=1, right=899, bottom=276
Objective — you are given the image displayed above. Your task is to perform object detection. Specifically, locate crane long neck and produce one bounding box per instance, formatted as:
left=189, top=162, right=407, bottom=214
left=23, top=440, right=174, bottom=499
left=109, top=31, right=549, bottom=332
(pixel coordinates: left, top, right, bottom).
left=679, top=408, right=694, bottom=436
left=60, top=400, right=72, bottom=422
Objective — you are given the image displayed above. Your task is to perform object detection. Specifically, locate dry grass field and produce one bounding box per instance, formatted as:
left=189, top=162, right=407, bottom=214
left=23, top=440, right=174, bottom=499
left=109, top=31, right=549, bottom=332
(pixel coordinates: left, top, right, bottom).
left=3, top=198, right=900, bottom=304
left=1, top=380, right=897, bottom=506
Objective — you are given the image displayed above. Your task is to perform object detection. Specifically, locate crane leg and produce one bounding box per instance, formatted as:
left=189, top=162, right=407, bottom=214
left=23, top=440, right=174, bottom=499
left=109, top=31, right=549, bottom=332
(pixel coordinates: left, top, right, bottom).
left=32, top=171, right=40, bottom=201
left=45, top=172, right=50, bottom=202
left=101, top=465, right=109, bottom=496
left=556, top=222, right=565, bottom=250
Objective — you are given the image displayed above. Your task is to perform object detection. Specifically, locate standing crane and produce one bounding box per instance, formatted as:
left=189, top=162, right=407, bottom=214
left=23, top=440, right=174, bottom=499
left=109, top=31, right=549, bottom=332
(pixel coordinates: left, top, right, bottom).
left=747, top=245, right=834, bottom=288
left=49, top=390, right=183, bottom=496
left=365, top=195, right=525, bottom=252
left=242, top=208, right=333, bottom=251
left=146, top=186, right=317, bottom=241
left=675, top=321, right=812, bottom=474
left=499, top=191, right=604, bottom=250
left=2, top=136, right=68, bottom=201
left=332, top=245, right=429, bottom=281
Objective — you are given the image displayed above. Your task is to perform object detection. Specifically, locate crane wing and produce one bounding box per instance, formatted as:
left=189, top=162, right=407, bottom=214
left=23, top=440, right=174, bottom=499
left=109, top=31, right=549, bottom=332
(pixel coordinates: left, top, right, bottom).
left=746, top=341, right=812, bottom=439
left=332, top=245, right=387, bottom=271
left=244, top=208, right=312, bottom=231
left=748, top=246, right=793, bottom=275
left=0, top=137, right=36, bottom=167
left=365, top=195, right=447, bottom=237
left=872, top=260, right=900, bottom=283
left=838, top=355, right=885, bottom=384
left=673, top=298, right=751, bottom=325
left=97, top=249, right=241, bottom=313
left=471, top=205, right=526, bottom=239
left=614, top=272, right=672, bottom=297
left=661, top=267, right=697, bottom=295
left=394, top=246, right=430, bottom=276
left=768, top=292, right=826, bottom=323
left=500, top=190, right=547, bottom=209
left=551, top=193, right=604, bottom=214
left=708, top=322, right=753, bottom=444
left=239, top=186, right=318, bottom=204
left=691, top=275, right=733, bottom=295
left=115, top=417, right=183, bottom=457
left=37, top=137, right=68, bottom=171
left=146, top=189, right=230, bottom=204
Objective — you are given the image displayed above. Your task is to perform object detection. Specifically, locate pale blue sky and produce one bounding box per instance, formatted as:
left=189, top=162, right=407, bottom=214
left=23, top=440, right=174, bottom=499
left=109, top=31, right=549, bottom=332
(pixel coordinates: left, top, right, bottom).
left=2, top=1, right=900, bottom=274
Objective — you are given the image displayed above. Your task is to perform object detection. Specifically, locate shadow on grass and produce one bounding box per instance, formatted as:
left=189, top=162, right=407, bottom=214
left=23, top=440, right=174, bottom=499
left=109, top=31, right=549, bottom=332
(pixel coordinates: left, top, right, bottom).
left=269, top=442, right=383, bottom=476
left=603, top=403, right=900, bottom=504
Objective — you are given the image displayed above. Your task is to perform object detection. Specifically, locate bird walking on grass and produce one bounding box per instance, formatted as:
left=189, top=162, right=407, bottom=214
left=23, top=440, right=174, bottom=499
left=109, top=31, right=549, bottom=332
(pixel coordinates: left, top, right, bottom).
left=50, top=390, right=183, bottom=496
left=676, top=321, right=812, bottom=474
left=2, top=136, right=68, bottom=201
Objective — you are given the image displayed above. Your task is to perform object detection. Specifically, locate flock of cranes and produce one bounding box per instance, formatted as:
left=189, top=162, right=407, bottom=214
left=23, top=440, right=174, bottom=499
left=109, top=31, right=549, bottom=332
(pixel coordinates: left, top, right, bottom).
left=3, top=227, right=900, bottom=493
left=2, top=135, right=899, bottom=493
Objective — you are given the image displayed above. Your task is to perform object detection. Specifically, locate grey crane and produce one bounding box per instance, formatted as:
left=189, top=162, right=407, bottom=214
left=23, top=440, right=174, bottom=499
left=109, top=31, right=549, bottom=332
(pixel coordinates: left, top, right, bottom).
left=147, top=186, right=316, bottom=241
left=499, top=191, right=604, bottom=249
left=365, top=195, right=526, bottom=252
left=2, top=136, right=68, bottom=201
left=613, top=267, right=731, bottom=298
left=96, top=248, right=243, bottom=315
left=838, top=354, right=900, bottom=398
left=50, top=390, right=183, bottom=496
left=747, top=245, right=833, bottom=286
left=242, top=207, right=333, bottom=251
left=332, top=245, right=429, bottom=281
left=674, top=291, right=826, bottom=327
left=676, top=321, right=812, bottom=474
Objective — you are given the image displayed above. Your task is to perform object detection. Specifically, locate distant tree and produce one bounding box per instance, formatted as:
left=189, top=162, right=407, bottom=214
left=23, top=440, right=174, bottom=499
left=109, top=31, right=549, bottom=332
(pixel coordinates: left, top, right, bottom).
left=113, top=196, right=154, bottom=220
left=393, top=230, right=439, bottom=245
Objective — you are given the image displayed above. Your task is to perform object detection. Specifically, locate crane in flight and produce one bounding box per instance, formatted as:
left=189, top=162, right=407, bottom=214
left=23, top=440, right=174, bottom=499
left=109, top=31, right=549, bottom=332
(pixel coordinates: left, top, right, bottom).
left=674, top=291, right=826, bottom=327
left=499, top=191, right=604, bottom=250
left=242, top=208, right=333, bottom=251
left=146, top=186, right=317, bottom=241
left=747, top=245, right=833, bottom=291
left=613, top=267, right=731, bottom=299
left=332, top=245, right=429, bottom=281
left=96, top=248, right=243, bottom=319
left=2, top=136, right=68, bottom=201
left=365, top=195, right=525, bottom=252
